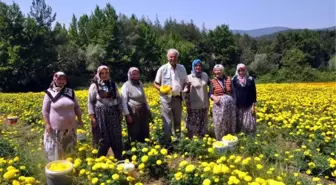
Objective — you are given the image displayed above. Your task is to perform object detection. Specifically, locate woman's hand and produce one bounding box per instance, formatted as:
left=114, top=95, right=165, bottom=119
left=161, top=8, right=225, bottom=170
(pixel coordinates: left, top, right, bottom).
left=77, top=119, right=84, bottom=127
left=90, top=115, right=97, bottom=128
left=183, top=82, right=191, bottom=93
left=45, top=124, right=53, bottom=133
left=126, top=115, right=133, bottom=124
left=212, top=95, right=220, bottom=104
left=251, top=105, right=256, bottom=115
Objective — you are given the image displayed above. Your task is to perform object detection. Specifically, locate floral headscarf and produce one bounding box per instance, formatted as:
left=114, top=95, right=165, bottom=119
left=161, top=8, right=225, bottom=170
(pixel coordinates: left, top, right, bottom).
left=93, top=65, right=116, bottom=99
left=94, top=65, right=110, bottom=84
left=50, top=71, right=66, bottom=92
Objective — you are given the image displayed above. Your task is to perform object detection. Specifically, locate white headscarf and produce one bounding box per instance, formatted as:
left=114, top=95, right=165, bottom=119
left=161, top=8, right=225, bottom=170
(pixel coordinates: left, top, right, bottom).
left=234, top=63, right=249, bottom=86
left=94, top=65, right=110, bottom=84
left=128, top=67, right=141, bottom=85
left=127, top=67, right=139, bottom=80
left=234, top=63, right=249, bottom=77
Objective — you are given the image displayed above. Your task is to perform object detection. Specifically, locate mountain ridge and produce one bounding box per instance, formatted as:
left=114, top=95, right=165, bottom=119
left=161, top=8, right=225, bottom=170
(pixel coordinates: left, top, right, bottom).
left=231, top=26, right=336, bottom=37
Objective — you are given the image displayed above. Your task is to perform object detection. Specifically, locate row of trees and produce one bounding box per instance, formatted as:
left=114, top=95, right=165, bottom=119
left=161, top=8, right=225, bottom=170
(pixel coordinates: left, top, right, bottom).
left=0, top=0, right=335, bottom=92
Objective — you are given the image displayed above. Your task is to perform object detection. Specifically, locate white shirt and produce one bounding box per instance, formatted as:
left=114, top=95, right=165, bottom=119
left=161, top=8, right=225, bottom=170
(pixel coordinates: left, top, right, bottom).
left=171, top=69, right=182, bottom=96
left=155, top=63, right=188, bottom=103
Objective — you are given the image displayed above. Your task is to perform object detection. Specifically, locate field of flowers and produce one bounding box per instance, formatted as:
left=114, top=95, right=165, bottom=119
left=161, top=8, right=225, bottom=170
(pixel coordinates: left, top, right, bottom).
left=0, top=83, right=335, bottom=185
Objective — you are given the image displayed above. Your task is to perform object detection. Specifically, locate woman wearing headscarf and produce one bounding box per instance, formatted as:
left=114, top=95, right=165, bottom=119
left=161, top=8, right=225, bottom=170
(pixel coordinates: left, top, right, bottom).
left=42, top=72, right=83, bottom=161
left=209, top=64, right=236, bottom=140
left=232, top=63, right=257, bottom=134
left=184, top=59, right=209, bottom=138
left=88, top=65, right=123, bottom=160
left=121, top=67, right=151, bottom=143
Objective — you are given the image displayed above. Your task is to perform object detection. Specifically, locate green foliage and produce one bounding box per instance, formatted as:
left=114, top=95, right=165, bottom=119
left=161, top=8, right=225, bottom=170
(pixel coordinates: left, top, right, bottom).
left=0, top=1, right=335, bottom=92
left=281, top=48, right=309, bottom=69
left=0, top=138, right=15, bottom=158
left=328, top=55, right=336, bottom=70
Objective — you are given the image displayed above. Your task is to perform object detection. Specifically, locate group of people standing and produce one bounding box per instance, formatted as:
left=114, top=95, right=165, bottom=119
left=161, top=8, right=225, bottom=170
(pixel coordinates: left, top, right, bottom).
left=41, top=48, right=257, bottom=161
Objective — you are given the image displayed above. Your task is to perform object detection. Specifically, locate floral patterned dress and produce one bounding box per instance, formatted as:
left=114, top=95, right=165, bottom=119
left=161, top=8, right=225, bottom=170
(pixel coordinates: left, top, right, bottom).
left=210, top=77, right=236, bottom=140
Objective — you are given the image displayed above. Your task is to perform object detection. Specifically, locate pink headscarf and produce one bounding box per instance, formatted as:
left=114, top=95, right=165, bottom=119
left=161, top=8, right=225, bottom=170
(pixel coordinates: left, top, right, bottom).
left=50, top=71, right=66, bottom=91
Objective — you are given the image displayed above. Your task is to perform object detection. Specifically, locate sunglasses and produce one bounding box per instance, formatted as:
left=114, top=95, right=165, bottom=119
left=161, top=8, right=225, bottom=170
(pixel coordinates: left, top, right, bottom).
left=238, top=69, right=245, bottom=72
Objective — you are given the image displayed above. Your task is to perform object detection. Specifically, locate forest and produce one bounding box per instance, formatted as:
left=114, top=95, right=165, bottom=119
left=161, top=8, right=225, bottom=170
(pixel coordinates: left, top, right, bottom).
left=0, top=0, right=335, bottom=92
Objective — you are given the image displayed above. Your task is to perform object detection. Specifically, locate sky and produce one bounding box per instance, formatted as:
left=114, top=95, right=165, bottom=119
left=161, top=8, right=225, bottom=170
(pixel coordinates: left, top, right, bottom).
left=2, top=0, right=336, bottom=30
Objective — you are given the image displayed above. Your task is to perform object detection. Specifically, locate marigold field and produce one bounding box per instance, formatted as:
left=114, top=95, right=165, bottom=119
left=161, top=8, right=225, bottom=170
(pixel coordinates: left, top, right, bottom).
left=0, top=83, right=335, bottom=185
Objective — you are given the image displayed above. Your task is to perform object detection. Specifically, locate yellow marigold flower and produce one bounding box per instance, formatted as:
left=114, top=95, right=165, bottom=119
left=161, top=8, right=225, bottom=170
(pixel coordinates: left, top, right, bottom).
left=208, top=148, right=214, bottom=154
left=92, top=149, right=98, bottom=154
left=19, top=166, right=26, bottom=170
left=306, top=169, right=311, bottom=175
left=308, top=162, right=315, bottom=168
left=160, top=149, right=168, bottom=155
left=138, top=163, right=145, bottom=170
left=141, top=155, right=149, bottom=163
left=13, top=157, right=19, bottom=162
left=244, top=175, right=252, bottom=182
left=203, top=179, right=211, bottom=185
left=204, top=166, right=211, bottom=172
left=92, top=177, right=99, bottom=184
left=185, top=164, right=195, bottom=173
left=12, top=180, right=20, bottom=185
left=256, top=164, right=263, bottom=170
left=174, top=172, right=183, bottom=181
left=312, top=177, right=320, bottom=182
left=142, top=147, right=149, bottom=153
left=79, top=169, right=86, bottom=176
left=156, top=160, right=162, bottom=165
left=127, top=176, right=135, bottom=182
left=117, top=165, right=124, bottom=172
left=179, top=160, right=188, bottom=167
left=112, top=174, right=119, bottom=180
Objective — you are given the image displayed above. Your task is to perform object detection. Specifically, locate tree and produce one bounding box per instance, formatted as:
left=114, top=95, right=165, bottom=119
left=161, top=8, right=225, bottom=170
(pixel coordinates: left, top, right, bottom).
left=68, top=14, right=79, bottom=45
left=249, top=53, right=278, bottom=76
left=328, top=56, right=336, bottom=70
left=204, top=25, right=238, bottom=68
left=158, top=33, right=198, bottom=73
left=281, top=48, right=307, bottom=69
left=29, top=0, right=56, bottom=28
left=85, top=44, right=107, bottom=72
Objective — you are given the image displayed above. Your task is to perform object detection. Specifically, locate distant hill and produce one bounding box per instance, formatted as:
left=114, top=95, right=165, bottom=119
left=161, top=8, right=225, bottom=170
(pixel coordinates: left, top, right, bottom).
left=231, top=26, right=335, bottom=37
left=231, top=27, right=291, bottom=37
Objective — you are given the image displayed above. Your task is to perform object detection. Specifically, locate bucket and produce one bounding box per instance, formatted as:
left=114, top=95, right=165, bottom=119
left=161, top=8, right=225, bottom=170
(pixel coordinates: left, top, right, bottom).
left=222, top=136, right=238, bottom=146
left=77, top=128, right=87, bottom=142
left=77, top=133, right=87, bottom=142
left=117, top=160, right=136, bottom=177
left=222, top=136, right=238, bottom=152
left=7, top=116, right=18, bottom=125
left=213, top=141, right=229, bottom=154
left=45, top=160, right=73, bottom=185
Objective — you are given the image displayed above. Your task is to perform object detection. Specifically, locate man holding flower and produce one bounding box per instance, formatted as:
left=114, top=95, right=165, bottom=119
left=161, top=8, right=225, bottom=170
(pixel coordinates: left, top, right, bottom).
left=154, top=48, right=189, bottom=148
